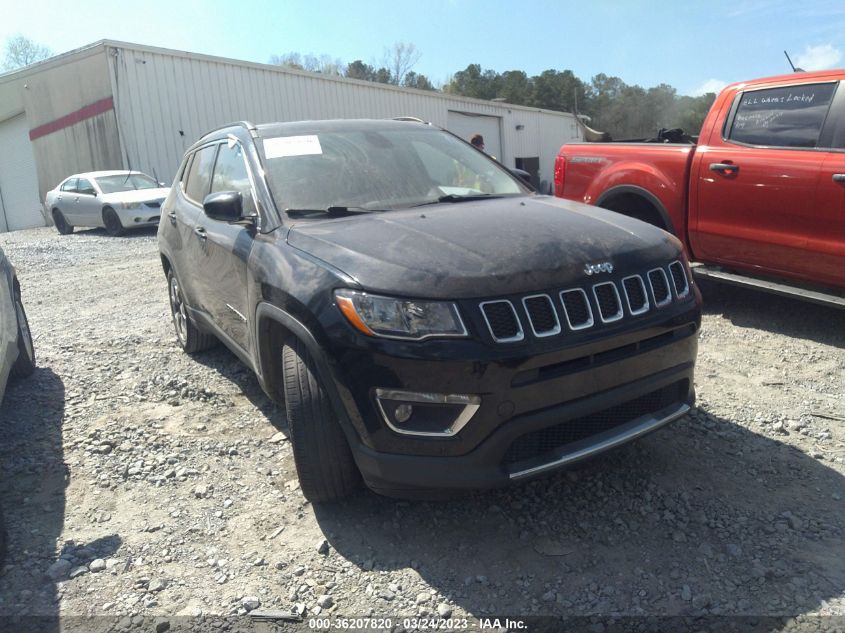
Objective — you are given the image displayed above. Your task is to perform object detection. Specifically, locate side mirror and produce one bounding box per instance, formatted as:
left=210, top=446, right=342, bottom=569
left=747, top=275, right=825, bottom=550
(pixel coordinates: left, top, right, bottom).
left=158, top=181, right=166, bottom=187
left=511, top=167, right=532, bottom=184
left=203, top=191, right=244, bottom=222
left=510, top=167, right=535, bottom=190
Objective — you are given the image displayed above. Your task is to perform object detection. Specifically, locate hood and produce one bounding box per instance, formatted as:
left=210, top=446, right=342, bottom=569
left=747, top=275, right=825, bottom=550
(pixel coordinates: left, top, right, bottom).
left=100, top=187, right=170, bottom=205
left=286, top=195, right=682, bottom=299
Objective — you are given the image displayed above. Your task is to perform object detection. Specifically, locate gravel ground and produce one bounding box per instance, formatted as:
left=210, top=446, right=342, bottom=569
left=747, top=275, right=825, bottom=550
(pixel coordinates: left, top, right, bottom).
left=0, top=226, right=844, bottom=629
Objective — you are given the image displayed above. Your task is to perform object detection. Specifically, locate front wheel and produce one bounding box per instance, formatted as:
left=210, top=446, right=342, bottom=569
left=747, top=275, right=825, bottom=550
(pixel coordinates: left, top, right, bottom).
left=103, top=207, right=125, bottom=237
left=11, top=290, right=35, bottom=378
left=283, top=337, right=361, bottom=502
left=166, top=269, right=216, bottom=353
left=52, top=209, right=73, bottom=235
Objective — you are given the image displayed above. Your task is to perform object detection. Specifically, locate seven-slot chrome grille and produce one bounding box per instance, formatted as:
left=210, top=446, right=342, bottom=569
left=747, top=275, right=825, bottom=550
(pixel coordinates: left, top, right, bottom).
left=478, top=260, right=690, bottom=343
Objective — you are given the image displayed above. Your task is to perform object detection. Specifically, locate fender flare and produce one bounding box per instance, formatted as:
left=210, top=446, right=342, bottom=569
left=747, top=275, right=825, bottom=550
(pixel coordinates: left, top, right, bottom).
left=595, top=185, right=676, bottom=236
left=254, top=302, right=360, bottom=444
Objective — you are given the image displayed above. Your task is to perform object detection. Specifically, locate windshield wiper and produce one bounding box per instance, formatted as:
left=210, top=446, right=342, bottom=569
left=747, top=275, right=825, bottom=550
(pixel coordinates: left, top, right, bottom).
left=284, top=206, right=385, bottom=218
left=411, top=193, right=504, bottom=207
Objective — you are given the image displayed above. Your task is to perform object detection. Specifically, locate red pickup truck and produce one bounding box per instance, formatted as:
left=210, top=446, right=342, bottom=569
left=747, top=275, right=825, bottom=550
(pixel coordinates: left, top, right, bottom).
left=554, top=70, right=845, bottom=307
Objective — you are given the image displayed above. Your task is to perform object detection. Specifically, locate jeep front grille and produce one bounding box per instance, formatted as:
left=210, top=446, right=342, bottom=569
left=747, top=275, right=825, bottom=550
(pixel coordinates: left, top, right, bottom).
left=592, top=282, right=623, bottom=323
left=560, top=289, right=594, bottom=330
left=648, top=268, right=671, bottom=307
left=480, top=300, right=523, bottom=342
left=622, top=275, right=649, bottom=315
left=478, top=261, right=690, bottom=343
left=669, top=261, right=689, bottom=298
left=522, top=294, right=560, bottom=337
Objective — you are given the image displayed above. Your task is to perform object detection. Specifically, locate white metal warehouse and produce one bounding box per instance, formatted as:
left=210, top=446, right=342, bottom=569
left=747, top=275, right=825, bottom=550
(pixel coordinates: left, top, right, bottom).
left=0, top=40, right=582, bottom=233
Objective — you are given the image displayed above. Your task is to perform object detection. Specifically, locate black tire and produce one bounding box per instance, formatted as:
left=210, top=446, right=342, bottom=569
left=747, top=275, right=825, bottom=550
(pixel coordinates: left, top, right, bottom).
left=52, top=209, right=73, bottom=235
left=166, top=269, right=216, bottom=353
left=283, top=337, right=361, bottom=502
left=103, top=207, right=125, bottom=237
left=11, top=289, right=36, bottom=379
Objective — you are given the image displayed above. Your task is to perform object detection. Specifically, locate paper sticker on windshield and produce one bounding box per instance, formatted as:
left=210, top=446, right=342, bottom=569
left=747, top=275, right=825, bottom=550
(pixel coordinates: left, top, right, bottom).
left=263, top=135, right=322, bottom=158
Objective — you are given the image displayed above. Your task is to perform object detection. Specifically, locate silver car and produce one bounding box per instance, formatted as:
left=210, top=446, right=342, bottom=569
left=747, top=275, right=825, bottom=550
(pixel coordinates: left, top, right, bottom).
left=0, top=246, right=35, bottom=403
left=44, top=171, right=170, bottom=236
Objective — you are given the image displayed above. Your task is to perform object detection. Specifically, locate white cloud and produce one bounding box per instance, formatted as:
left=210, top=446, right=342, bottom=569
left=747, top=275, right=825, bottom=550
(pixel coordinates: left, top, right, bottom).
left=794, top=44, right=843, bottom=70
left=691, top=79, right=728, bottom=97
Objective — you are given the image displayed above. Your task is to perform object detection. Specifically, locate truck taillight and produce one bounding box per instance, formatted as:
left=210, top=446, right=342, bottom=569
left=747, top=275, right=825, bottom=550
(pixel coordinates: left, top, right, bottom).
left=553, top=155, right=566, bottom=197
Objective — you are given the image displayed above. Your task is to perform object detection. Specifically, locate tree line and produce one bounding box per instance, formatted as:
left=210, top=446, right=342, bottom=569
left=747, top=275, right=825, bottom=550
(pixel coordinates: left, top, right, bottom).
left=269, top=46, right=717, bottom=139
left=3, top=35, right=717, bottom=139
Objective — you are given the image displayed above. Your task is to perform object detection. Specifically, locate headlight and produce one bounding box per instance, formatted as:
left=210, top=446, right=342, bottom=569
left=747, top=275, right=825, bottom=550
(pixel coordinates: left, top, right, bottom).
left=334, top=289, right=467, bottom=340
left=122, top=202, right=142, bottom=209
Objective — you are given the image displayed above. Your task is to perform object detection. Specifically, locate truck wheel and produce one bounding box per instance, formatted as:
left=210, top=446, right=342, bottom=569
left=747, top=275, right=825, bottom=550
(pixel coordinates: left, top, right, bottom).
left=282, top=337, right=361, bottom=502
left=11, top=290, right=36, bottom=378
left=167, top=269, right=216, bottom=353
left=52, top=209, right=73, bottom=235
left=103, top=207, right=125, bottom=236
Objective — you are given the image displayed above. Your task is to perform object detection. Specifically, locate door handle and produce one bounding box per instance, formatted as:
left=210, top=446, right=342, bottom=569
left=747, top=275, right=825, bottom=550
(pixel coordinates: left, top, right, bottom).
left=193, top=225, right=207, bottom=240
left=168, top=211, right=177, bottom=225
left=833, top=173, right=845, bottom=183
left=710, top=162, right=739, bottom=174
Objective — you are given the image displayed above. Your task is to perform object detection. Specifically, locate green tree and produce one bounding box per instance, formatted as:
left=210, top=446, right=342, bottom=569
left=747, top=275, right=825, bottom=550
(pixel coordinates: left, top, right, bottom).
left=498, top=70, right=532, bottom=105
left=346, top=59, right=376, bottom=81
left=444, top=64, right=500, bottom=100
left=531, top=69, right=586, bottom=112
left=403, top=71, right=435, bottom=91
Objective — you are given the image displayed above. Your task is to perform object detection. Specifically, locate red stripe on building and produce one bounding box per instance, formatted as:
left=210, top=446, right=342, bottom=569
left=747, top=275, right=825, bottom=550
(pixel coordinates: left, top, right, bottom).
left=28, top=96, right=115, bottom=141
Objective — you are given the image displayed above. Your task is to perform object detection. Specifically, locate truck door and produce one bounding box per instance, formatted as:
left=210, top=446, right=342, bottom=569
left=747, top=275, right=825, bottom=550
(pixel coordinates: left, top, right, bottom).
left=690, top=81, right=837, bottom=280
left=812, top=85, right=845, bottom=286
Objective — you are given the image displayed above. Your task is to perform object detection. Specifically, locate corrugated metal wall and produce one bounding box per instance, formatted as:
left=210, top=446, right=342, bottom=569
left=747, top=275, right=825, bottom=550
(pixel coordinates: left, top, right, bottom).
left=108, top=44, right=580, bottom=189
left=0, top=46, right=123, bottom=221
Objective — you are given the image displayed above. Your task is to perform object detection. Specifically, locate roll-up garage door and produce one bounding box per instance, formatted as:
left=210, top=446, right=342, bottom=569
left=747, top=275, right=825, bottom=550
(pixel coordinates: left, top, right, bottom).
left=0, top=113, right=44, bottom=232
left=446, top=111, right=502, bottom=162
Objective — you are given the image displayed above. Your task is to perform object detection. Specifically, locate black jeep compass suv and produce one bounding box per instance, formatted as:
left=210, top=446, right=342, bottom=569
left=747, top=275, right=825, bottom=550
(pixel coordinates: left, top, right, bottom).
left=158, top=119, right=700, bottom=501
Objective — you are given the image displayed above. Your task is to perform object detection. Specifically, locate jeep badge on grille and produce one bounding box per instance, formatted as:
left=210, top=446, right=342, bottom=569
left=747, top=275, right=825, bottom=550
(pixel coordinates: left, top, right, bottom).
left=584, top=262, right=614, bottom=275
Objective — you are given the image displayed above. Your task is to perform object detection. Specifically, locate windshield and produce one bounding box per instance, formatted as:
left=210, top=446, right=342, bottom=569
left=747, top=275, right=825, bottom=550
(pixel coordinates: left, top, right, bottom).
left=95, top=173, right=159, bottom=194
left=259, top=126, right=527, bottom=213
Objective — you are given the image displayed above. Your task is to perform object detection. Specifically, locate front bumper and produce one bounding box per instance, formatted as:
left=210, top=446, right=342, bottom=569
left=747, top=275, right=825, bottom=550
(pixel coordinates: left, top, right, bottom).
left=327, top=304, right=699, bottom=496
left=354, top=366, right=692, bottom=496
left=113, top=206, right=161, bottom=227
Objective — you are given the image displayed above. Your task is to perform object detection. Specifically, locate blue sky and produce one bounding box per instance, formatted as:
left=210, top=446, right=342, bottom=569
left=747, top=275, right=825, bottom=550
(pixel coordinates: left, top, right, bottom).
left=3, top=0, right=844, bottom=96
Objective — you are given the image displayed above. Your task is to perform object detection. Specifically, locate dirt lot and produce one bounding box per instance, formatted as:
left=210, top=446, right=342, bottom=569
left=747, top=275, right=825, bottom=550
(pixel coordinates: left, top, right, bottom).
left=0, top=226, right=844, bottom=629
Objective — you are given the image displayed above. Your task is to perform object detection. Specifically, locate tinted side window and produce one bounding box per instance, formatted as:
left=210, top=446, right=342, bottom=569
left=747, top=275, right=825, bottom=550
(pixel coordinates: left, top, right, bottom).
left=61, top=178, right=77, bottom=192
left=728, top=83, right=837, bottom=148
left=77, top=178, right=96, bottom=195
left=184, top=145, right=218, bottom=203
left=210, top=142, right=256, bottom=215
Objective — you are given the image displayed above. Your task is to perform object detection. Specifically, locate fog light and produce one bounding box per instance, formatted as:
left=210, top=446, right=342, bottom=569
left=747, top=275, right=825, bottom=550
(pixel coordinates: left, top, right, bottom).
left=374, top=389, right=481, bottom=437
left=394, top=403, right=413, bottom=423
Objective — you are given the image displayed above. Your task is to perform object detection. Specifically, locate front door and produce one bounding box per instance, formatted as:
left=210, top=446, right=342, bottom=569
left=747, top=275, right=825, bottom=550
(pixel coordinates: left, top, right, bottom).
left=193, top=139, right=256, bottom=351
left=74, top=178, right=101, bottom=227
left=691, top=81, right=838, bottom=280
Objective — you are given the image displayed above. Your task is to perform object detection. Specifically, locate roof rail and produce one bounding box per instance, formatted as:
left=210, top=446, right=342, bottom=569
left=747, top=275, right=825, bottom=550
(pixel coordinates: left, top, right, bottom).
left=392, top=116, right=429, bottom=124
left=199, top=120, right=257, bottom=139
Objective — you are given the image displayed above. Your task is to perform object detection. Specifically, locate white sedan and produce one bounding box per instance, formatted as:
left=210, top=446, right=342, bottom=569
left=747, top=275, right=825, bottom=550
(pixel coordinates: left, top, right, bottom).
left=44, top=170, right=170, bottom=236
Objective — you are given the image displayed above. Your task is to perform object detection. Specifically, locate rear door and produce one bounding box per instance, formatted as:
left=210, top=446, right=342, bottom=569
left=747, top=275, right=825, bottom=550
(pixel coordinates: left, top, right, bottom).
left=177, top=144, right=218, bottom=313
left=690, top=81, right=837, bottom=278
left=193, top=138, right=258, bottom=351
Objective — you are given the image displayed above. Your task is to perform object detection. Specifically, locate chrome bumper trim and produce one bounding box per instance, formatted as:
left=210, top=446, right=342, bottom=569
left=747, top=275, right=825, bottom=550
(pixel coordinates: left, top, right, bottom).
left=508, top=402, right=690, bottom=480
